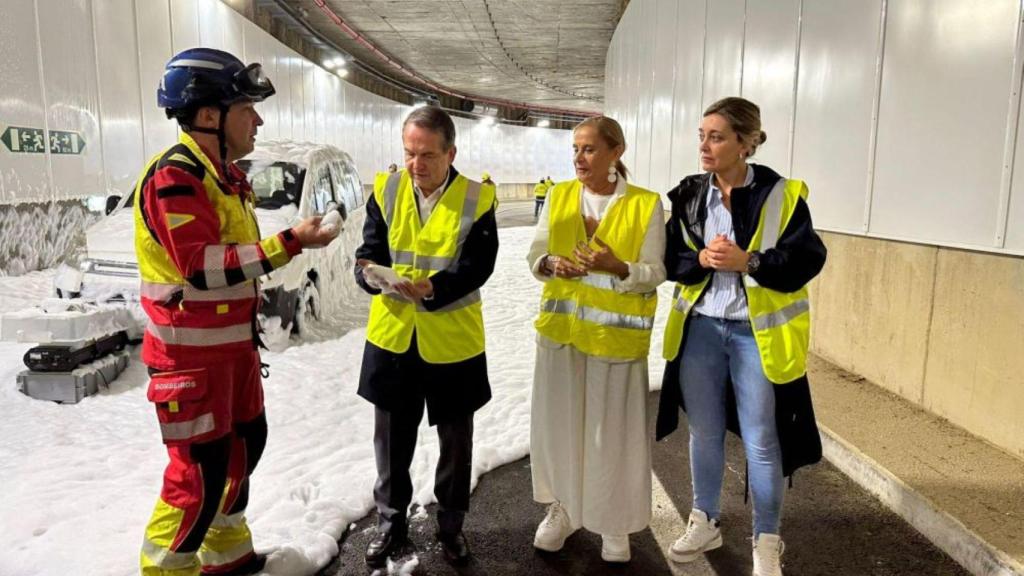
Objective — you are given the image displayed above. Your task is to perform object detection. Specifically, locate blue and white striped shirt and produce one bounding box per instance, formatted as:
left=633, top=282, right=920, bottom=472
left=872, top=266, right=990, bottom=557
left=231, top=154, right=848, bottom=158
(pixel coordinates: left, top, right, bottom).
left=693, top=167, right=753, bottom=320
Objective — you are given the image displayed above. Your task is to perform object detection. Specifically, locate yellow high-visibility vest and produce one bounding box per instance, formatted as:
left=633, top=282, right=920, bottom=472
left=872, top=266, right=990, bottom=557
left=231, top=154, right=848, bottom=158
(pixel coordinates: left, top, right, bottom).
left=366, top=170, right=496, bottom=363
left=134, top=132, right=263, bottom=293
left=534, top=182, right=549, bottom=199
left=662, top=179, right=812, bottom=383
left=534, top=179, right=660, bottom=360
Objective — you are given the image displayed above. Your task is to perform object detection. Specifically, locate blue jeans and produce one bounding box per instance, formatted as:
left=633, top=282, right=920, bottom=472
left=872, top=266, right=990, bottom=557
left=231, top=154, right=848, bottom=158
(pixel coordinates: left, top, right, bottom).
left=680, top=314, right=784, bottom=537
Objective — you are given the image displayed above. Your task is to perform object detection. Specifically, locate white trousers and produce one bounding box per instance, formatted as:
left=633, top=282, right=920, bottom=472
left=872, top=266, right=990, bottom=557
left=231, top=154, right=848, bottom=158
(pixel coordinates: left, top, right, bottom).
left=530, top=336, right=652, bottom=535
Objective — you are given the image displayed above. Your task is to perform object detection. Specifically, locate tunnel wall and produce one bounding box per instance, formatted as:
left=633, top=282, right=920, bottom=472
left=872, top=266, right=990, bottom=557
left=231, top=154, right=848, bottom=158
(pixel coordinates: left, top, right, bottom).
left=606, top=0, right=1024, bottom=458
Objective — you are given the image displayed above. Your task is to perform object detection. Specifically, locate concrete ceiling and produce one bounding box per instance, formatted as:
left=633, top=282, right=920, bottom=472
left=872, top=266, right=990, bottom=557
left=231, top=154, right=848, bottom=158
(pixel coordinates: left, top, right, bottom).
left=271, top=0, right=626, bottom=116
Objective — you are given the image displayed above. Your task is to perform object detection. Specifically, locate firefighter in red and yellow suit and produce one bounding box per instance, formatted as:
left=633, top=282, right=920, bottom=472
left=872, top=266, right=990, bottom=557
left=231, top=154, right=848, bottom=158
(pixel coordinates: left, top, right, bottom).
left=136, top=48, right=337, bottom=576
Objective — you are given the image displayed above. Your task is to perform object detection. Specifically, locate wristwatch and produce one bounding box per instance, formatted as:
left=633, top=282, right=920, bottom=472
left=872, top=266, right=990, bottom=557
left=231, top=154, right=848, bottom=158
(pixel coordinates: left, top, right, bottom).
left=746, top=251, right=761, bottom=274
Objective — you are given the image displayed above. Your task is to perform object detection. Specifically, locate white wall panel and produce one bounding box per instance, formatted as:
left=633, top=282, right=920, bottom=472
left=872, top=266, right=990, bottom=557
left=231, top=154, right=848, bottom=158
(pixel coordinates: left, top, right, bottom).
left=302, top=60, right=316, bottom=141
left=1003, top=46, right=1024, bottom=251
left=135, top=0, right=175, bottom=160
left=702, top=0, right=744, bottom=108
left=170, top=0, right=200, bottom=52
left=93, top=0, right=145, bottom=197
left=870, top=0, right=1018, bottom=247
left=620, top=7, right=639, bottom=175
left=632, top=0, right=656, bottom=188
left=668, top=0, right=706, bottom=186
left=792, top=0, right=882, bottom=232
left=741, top=0, right=799, bottom=174
left=290, top=54, right=305, bottom=141
left=216, top=0, right=244, bottom=56
left=648, top=0, right=679, bottom=193
left=38, top=0, right=103, bottom=199
left=0, top=1, right=50, bottom=202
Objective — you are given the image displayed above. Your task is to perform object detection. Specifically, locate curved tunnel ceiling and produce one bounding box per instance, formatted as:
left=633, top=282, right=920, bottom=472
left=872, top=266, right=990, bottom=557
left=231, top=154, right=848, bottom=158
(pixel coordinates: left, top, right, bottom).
left=272, top=0, right=626, bottom=115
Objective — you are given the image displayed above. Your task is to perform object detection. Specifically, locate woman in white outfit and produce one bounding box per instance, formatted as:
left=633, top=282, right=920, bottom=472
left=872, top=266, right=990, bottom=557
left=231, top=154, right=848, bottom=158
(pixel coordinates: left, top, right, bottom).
left=526, top=116, right=666, bottom=563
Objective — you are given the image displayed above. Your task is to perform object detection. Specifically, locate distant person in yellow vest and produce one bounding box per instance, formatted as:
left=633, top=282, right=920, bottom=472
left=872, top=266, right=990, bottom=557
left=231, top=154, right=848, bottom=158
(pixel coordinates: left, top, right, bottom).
left=656, top=97, right=827, bottom=576
left=481, top=171, right=495, bottom=186
left=527, top=116, right=665, bottom=563
left=387, top=162, right=398, bottom=174
left=532, top=177, right=550, bottom=219
left=354, top=106, right=498, bottom=568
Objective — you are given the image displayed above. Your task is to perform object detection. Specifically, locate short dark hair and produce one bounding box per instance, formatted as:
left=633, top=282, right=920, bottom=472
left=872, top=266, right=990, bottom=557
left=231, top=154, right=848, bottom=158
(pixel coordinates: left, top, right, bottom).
left=403, top=106, right=456, bottom=150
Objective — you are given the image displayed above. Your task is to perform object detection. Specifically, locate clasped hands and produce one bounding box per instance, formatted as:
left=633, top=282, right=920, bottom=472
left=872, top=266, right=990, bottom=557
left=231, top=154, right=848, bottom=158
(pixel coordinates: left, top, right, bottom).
left=699, top=234, right=750, bottom=272
left=545, top=237, right=629, bottom=280
left=356, top=258, right=434, bottom=302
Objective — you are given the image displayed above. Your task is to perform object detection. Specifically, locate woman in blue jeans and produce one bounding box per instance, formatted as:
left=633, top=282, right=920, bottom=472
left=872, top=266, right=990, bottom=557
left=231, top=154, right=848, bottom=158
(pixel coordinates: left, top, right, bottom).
left=656, top=97, right=827, bottom=576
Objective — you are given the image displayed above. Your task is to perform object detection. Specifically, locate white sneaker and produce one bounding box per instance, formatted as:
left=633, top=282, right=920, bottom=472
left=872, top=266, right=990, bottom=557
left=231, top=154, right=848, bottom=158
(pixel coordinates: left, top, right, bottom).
left=752, top=532, right=785, bottom=576
left=601, top=534, right=631, bottom=563
left=668, top=509, right=722, bottom=563
left=533, top=502, right=576, bottom=552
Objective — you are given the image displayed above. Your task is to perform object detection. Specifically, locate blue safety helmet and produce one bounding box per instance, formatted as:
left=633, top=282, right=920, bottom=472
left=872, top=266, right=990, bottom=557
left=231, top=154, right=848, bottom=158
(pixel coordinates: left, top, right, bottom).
left=158, top=47, right=275, bottom=117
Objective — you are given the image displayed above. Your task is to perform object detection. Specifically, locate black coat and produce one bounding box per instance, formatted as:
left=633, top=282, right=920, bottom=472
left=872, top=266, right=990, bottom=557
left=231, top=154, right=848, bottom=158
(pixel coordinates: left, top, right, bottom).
left=655, top=164, right=827, bottom=477
left=354, top=167, right=499, bottom=425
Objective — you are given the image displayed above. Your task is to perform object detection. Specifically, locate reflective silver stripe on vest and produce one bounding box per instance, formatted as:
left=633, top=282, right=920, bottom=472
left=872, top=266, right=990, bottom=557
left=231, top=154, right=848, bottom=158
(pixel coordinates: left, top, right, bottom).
left=203, top=245, right=227, bottom=288
left=758, top=180, right=787, bottom=251
left=140, top=281, right=182, bottom=303
left=673, top=294, right=695, bottom=315
left=454, top=181, right=482, bottom=260
left=159, top=412, right=215, bottom=441
left=141, top=538, right=196, bottom=569
left=541, top=298, right=654, bottom=331
left=429, top=289, right=481, bottom=312
left=751, top=299, right=809, bottom=331
left=414, top=255, right=454, bottom=271
left=390, top=250, right=416, bottom=266
left=382, top=289, right=481, bottom=312
left=235, top=244, right=263, bottom=279
left=580, top=273, right=617, bottom=292
left=146, top=322, right=252, bottom=346
left=382, top=171, right=402, bottom=226
left=672, top=284, right=681, bottom=300
left=183, top=281, right=255, bottom=302
left=198, top=538, right=254, bottom=567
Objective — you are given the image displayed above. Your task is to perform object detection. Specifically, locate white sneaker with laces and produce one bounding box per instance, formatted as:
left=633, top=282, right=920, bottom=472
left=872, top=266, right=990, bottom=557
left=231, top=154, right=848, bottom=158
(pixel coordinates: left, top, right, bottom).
left=668, top=509, right=722, bottom=563
left=533, top=502, right=577, bottom=552
left=752, top=532, right=785, bottom=576
left=600, top=534, right=631, bottom=563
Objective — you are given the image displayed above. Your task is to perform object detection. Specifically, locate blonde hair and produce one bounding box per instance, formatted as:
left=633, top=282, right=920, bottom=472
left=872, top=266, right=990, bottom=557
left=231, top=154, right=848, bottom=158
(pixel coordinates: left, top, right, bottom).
left=704, top=97, right=768, bottom=156
left=574, top=116, right=630, bottom=180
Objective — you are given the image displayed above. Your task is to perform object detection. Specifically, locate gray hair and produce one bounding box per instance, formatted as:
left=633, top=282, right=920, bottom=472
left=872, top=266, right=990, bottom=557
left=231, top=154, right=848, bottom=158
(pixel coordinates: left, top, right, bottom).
left=403, top=106, right=456, bottom=151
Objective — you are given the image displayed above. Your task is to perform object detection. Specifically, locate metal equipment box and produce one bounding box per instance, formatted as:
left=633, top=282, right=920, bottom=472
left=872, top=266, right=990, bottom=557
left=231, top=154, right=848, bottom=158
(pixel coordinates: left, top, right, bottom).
left=17, top=350, right=130, bottom=404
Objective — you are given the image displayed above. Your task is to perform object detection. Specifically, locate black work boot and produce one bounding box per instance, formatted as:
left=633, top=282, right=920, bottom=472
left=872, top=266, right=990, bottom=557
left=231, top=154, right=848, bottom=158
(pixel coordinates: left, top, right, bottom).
left=365, top=528, right=408, bottom=568
left=437, top=530, right=471, bottom=565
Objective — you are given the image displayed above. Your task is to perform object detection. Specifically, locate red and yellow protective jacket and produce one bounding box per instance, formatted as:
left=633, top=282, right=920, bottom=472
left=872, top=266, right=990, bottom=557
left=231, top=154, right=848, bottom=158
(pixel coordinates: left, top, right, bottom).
left=133, top=132, right=302, bottom=369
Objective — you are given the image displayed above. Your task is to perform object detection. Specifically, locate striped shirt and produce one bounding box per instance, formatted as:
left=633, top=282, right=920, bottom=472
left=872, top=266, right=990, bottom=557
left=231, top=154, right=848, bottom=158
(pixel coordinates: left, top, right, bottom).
left=693, top=166, right=753, bottom=320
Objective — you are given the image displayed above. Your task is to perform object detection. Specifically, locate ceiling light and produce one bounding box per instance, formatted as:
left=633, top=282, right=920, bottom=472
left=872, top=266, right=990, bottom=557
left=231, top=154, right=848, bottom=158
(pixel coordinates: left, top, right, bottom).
left=538, top=119, right=551, bottom=128
left=337, top=68, right=349, bottom=78
left=412, top=101, right=427, bottom=108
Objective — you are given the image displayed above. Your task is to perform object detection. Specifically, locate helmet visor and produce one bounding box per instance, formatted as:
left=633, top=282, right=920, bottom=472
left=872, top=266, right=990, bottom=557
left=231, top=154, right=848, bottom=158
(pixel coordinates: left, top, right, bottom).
left=234, top=63, right=275, bottom=102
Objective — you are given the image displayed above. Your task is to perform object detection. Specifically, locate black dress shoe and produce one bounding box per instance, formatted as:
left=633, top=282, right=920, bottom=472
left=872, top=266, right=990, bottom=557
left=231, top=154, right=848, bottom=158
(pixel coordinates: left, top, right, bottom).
left=437, top=531, right=471, bottom=565
left=365, top=530, right=407, bottom=568
left=200, top=552, right=266, bottom=575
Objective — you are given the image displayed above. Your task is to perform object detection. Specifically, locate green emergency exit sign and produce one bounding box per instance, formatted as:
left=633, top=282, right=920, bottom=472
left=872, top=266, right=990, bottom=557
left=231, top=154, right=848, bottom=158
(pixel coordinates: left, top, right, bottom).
left=1, top=126, right=47, bottom=154
left=1, top=126, right=86, bottom=155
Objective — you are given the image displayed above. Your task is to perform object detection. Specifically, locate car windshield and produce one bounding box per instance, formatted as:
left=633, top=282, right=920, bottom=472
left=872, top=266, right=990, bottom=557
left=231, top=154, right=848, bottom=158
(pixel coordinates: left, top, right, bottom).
left=237, top=160, right=305, bottom=209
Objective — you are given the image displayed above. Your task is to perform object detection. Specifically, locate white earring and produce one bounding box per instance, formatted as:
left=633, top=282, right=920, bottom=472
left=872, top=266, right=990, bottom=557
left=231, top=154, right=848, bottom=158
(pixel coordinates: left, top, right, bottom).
left=607, top=164, right=617, bottom=183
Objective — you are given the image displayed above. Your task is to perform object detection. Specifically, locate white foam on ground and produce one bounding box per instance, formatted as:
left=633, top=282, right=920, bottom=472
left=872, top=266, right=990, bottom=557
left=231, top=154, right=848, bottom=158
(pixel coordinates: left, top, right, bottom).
left=0, top=226, right=674, bottom=576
